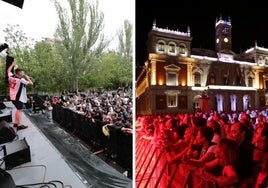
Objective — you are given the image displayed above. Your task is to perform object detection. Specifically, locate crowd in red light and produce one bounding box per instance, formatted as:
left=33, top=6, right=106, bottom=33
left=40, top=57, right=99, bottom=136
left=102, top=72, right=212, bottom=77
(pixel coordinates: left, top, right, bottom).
left=136, top=110, right=268, bottom=187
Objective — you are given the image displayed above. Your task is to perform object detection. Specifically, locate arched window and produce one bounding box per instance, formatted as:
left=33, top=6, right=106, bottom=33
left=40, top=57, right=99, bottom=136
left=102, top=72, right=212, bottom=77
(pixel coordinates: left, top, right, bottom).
left=169, top=43, right=175, bottom=53
left=179, top=44, right=186, bottom=54
left=194, top=72, right=201, bottom=86
left=247, top=71, right=255, bottom=87
left=265, top=57, right=268, bottom=66
left=258, top=56, right=266, bottom=66
left=209, top=72, right=216, bottom=85
left=157, top=41, right=165, bottom=52
left=248, top=77, right=253, bottom=87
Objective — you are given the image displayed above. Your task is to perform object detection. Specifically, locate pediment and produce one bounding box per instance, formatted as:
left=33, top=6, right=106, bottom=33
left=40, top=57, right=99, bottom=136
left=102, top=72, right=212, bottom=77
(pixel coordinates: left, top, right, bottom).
left=164, top=64, right=181, bottom=71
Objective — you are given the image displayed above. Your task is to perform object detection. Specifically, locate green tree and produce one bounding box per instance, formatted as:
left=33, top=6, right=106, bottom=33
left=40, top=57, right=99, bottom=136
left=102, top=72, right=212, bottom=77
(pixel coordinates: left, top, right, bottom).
left=0, top=24, right=35, bottom=95
left=3, top=24, right=34, bottom=51
left=116, top=20, right=133, bottom=87
left=117, top=20, right=133, bottom=60
left=53, top=0, right=110, bottom=91
left=31, top=40, right=68, bottom=93
left=79, top=20, right=133, bottom=90
left=0, top=4, right=133, bottom=95
left=3, top=24, right=35, bottom=69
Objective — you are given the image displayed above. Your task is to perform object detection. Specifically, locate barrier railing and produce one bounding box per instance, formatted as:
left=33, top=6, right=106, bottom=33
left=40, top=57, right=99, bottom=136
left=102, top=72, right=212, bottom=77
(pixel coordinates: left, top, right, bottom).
left=135, top=131, right=218, bottom=188
left=52, top=104, right=132, bottom=177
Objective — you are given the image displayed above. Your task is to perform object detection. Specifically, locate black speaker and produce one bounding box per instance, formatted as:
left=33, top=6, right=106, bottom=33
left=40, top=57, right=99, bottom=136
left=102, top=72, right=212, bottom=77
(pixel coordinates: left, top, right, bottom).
left=0, top=102, right=6, bottom=110
left=1, top=0, right=24, bottom=9
left=0, top=121, right=17, bottom=144
left=0, top=168, right=16, bottom=188
left=0, top=43, right=8, bottom=52
left=3, top=137, right=31, bottom=170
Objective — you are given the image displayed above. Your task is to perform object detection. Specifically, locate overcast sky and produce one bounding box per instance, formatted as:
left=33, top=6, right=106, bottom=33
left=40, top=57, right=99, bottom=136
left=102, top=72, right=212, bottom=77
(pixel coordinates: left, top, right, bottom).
left=0, top=0, right=134, bottom=50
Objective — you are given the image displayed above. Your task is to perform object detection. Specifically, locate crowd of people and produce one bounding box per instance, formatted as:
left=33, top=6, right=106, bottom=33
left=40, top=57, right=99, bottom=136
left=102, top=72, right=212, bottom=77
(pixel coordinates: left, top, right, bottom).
left=136, top=109, right=268, bottom=187
left=50, top=87, right=133, bottom=133
left=6, top=55, right=266, bottom=186
left=4, top=48, right=134, bottom=178
left=25, top=87, right=133, bottom=134
left=22, top=87, right=133, bottom=178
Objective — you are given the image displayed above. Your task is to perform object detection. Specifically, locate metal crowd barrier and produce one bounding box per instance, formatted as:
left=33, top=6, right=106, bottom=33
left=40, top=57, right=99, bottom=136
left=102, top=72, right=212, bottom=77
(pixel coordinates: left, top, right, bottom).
left=52, top=103, right=132, bottom=177
left=135, top=131, right=218, bottom=188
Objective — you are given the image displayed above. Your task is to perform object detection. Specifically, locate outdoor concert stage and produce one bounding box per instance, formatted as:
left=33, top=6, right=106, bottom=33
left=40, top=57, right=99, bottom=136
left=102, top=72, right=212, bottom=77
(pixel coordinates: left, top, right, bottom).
left=0, top=108, right=132, bottom=188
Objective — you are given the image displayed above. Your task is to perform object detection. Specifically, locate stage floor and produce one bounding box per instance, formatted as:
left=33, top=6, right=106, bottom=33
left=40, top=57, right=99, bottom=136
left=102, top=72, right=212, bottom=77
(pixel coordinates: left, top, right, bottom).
left=0, top=109, right=132, bottom=188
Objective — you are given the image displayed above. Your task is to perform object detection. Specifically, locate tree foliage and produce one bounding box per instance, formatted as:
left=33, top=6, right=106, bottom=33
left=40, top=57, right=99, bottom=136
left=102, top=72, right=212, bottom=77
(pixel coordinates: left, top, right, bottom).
left=80, top=19, right=133, bottom=90
left=0, top=2, right=133, bottom=96
left=53, top=0, right=111, bottom=91
left=117, top=20, right=133, bottom=87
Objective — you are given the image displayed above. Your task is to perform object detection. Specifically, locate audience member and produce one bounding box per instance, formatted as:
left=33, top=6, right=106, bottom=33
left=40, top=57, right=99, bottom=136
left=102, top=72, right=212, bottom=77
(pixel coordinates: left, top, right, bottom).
left=245, top=124, right=268, bottom=187
left=181, top=126, right=216, bottom=167
left=202, top=137, right=239, bottom=187
left=228, top=121, right=254, bottom=186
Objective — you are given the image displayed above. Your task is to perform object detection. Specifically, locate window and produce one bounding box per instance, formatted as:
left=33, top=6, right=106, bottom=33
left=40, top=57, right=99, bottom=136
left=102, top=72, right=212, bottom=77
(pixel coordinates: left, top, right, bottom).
left=194, top=72, right=201, bottom=86
left=158, top=41, right=165, bottom=52
left=248, top=77, right=253, bottom=87
left=209, top=73, right=216, bottom=85
left=169, top=43, right=175, bottom=53
left=258, top=56, right=265, bottom=65
left=192, top=68, right=203, bottom=86
left=179, top=44, right=186, bottom=54
left=167, top=94, right=177, bottom=107
left=247, top=72, right=254, bottom=87
left=165, top=64, right=180, bottom=86
left=193, top=95, right=201, bottom=110
left=265, top=58, right=268, bottom=66
left=167, top=72, right=178, bottom=86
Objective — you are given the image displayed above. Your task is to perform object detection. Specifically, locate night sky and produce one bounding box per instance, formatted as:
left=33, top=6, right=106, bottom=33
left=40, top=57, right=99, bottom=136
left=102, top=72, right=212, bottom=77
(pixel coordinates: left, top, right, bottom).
left=136, top=1, right=268, bottom=70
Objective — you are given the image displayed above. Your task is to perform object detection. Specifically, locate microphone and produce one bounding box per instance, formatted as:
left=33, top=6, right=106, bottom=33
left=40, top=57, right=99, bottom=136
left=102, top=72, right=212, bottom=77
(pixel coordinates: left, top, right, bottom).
left=22, top=75, right=33, bottom=80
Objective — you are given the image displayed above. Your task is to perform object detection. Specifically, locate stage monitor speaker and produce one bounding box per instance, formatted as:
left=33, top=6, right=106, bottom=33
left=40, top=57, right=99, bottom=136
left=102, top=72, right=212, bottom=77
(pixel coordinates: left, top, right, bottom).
left=3, top=137, right=31, bottom=170
left=1, top=0, right=24, bottom=9
left=0, top=102, right=6, bottom=110
left=0, top=121, right=17, bottom=144
left=0, top=168, right=16, bottom=188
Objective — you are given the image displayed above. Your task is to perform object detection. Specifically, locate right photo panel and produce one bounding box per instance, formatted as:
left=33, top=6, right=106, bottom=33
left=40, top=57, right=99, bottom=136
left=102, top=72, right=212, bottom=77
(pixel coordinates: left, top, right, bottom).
left=135, top=1, right=268, bottom=188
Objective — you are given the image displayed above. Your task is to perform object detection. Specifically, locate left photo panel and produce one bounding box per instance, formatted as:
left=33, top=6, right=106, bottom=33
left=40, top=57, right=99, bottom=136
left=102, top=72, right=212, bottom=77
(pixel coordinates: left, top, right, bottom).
left=0, top=0, right=135, bottom=187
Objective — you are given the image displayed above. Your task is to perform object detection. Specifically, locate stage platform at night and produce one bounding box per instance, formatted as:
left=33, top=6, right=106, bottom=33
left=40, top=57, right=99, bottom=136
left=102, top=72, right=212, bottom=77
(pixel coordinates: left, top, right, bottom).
left=0, top=107, right=132, bottom=188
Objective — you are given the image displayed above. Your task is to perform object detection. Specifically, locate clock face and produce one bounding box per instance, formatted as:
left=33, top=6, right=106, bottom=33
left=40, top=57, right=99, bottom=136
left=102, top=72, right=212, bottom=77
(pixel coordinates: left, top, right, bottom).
left=224, top=37, right=229, bottom=43
left=222, top=27, right=229, bottom=34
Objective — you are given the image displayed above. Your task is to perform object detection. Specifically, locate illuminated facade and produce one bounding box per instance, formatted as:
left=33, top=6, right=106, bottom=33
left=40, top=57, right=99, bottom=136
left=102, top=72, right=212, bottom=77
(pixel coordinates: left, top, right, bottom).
left=136, top=16, right=268, bottom=115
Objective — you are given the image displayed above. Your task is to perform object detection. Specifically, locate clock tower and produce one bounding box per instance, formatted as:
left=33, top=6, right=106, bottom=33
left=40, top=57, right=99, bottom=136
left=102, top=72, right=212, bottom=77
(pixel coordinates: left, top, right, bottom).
left=215, top=15, right=232, bottom=52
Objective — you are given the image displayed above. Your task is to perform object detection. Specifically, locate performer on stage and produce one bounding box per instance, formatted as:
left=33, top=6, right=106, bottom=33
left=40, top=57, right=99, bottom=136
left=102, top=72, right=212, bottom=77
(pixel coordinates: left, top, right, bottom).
left=7, top=60, right=33, bottom=130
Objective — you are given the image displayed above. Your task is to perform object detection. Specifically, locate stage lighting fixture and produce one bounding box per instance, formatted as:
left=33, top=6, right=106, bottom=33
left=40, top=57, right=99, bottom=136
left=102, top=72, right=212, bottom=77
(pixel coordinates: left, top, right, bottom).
left=0, top=43, right=8, bottom=53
